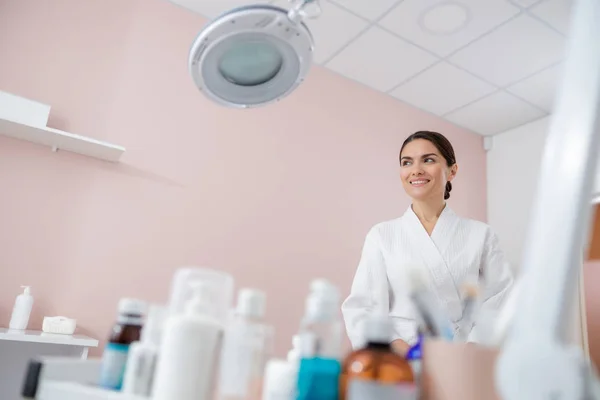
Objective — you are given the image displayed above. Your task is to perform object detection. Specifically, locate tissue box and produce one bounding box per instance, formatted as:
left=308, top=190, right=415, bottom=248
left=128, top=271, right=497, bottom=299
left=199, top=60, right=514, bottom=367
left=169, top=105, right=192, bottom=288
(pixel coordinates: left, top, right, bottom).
left=42, top=316, right=77, bottom=335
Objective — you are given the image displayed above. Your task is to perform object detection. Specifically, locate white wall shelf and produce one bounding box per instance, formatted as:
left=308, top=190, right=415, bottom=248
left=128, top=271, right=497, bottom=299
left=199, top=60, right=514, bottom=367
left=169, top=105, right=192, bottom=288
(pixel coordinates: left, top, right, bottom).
left=0, top=91, right=125, bottom=162
left=0, top=328, right=98, bottom=348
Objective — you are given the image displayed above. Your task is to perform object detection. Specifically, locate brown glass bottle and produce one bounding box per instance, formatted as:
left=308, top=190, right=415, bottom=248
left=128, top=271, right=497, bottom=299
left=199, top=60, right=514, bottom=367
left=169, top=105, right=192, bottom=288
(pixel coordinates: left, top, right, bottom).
left=339, top=316, right=415, bottom=400
left=99, top=298, right=146, bottom=391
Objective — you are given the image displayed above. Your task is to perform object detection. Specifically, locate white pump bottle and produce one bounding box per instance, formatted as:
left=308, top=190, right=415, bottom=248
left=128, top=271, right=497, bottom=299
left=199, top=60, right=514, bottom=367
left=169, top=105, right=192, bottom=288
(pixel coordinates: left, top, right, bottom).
left=9, top=286, right=34, bottom=330
left=152, top=280, right=224, bottom=400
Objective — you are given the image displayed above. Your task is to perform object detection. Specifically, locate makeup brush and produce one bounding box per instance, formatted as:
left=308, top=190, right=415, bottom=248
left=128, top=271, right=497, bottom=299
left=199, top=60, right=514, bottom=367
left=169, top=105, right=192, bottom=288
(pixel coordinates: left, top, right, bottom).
left=406, top=265, right=454, bottom=341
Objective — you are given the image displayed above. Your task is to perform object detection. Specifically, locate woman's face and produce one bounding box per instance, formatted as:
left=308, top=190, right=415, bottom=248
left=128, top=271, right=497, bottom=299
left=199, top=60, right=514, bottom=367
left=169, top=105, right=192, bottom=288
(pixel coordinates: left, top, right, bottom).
left=399, top=139, right=457, bottom=202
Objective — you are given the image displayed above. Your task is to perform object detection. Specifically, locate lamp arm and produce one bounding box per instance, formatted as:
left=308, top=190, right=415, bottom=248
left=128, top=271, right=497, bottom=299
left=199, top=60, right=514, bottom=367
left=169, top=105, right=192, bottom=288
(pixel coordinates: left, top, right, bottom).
left=496, top=0, right=600, bottom=398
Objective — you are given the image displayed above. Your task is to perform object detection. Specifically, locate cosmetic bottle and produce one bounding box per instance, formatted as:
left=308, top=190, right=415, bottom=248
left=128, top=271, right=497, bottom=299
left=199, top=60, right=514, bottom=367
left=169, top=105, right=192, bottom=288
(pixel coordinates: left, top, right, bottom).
left=121, top=304, right=167, bottom=396
left=218, top=288, right=274, bottom=400
left=99, top=298, right=147, bottom=391
left=340, top=313, right=416, bottom=400
left=153, top=273, right=231, bottom=400
left=261, top=335, right=301, bottom=400
left=9, top=286, right=33, bottom=330
left=295, top=279, right=342, bottom=400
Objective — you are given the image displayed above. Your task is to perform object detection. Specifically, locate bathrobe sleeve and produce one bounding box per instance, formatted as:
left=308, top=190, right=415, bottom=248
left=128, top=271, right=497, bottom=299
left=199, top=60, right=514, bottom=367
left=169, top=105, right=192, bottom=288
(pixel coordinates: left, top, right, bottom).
left=468, top=229, right=515, bottom=342
left=341, top=226, right=416, bottom=349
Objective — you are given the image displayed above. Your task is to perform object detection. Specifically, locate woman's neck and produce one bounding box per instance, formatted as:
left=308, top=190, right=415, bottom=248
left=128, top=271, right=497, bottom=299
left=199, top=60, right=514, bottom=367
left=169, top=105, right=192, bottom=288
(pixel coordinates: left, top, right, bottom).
left=412, top=200, right=446, bottom=223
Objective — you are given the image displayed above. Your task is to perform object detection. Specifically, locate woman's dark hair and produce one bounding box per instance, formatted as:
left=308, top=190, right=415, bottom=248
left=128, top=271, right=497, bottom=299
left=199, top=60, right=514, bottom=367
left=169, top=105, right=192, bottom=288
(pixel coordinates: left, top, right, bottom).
left=399, top=131, right=456, bottom=200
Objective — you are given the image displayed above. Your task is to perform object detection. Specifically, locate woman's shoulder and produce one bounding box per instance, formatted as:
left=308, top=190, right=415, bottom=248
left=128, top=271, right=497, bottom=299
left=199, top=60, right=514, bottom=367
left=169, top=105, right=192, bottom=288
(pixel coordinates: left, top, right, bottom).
left=455, top=213, right=497, bottom=238
left=363, top=217, right=404, bottom=242
left=369, top=217, right=403, bottom=233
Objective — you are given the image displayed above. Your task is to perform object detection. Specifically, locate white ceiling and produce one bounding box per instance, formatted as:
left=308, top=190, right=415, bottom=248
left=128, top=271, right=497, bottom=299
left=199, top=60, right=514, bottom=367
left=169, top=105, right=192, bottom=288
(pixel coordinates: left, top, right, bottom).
left=170, top=0, right=573, bottom=136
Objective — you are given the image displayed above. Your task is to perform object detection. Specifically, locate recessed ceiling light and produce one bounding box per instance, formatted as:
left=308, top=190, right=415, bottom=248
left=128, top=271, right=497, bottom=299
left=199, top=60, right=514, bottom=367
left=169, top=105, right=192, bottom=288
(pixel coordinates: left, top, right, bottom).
left=507, top=0, right=543, bottom=7
left=418, top=2, right=471, bottom=36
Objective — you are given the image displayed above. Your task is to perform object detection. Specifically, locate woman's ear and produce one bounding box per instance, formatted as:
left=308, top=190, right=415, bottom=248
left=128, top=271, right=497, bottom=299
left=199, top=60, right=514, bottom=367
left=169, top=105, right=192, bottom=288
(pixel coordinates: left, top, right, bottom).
left=448, top=164, right=458, bottom=182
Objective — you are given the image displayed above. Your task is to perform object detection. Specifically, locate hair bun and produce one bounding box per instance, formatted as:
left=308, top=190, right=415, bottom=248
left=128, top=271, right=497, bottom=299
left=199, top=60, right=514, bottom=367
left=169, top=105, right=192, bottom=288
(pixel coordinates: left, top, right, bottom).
left=445, top=181, right=452, bottom=200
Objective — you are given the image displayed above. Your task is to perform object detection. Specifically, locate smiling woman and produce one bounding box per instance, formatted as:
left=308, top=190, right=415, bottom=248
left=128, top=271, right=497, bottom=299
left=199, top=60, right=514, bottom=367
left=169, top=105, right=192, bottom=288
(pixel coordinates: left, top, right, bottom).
left=400, top=131, right=458, bottom=203
left=341, top=130, right=515, bottom=357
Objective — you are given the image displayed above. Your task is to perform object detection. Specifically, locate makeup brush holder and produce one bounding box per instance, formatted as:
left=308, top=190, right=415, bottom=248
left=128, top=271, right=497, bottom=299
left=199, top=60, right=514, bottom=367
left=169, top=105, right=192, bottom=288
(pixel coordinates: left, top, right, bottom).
left=420, top=340, right=501, bottom=400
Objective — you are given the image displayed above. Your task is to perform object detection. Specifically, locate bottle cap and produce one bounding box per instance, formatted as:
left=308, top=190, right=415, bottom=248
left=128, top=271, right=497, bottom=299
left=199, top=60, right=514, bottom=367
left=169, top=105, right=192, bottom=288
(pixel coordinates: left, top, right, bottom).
left=364, top=313, right=392, bottom=344
left=118, top=298, right=147, bottom=316
left=287, top=334, right=302, bottom=362
left=168, top=267, right=234, bottom=326
left=236, top=288, right=266, bottom=319
left=406, top=335, right=423, bottom=360
left=305, top=279, right=339, bottom=321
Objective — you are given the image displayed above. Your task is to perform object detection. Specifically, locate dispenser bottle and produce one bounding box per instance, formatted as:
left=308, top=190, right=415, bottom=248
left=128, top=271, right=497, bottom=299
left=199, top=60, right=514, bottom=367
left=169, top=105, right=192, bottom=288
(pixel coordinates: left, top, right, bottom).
left=9, top=286, right=34, bottom=330
left=340, top=313, right=415, bottom=400
left=121, top=304, right=167, bottom=397
left=218, top=288, right=274, bottom=400
left=99, top=298, right=147, bottom=391
left=295, top=279, right=342, bottom=400
left=152, top=280, right=225, bottom=400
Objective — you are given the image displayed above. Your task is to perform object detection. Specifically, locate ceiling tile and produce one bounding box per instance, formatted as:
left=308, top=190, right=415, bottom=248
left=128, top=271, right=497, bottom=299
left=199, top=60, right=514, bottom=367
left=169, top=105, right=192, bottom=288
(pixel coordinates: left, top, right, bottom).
left=506, top=64, right=563, bottom=112
left=325, top=26, right=439, bottom=92
left=444, top=91, right=546, bottom=135
left=530, top=0, right=573, bottom=35
left=170, top=0, right=272, bottom=19
left=390, top=62, right=497, bottom=116
left=329, top=0, right=400, bottom=21
left=273, top=0, right=369, bottom=64
left=378, top=0, right=520, bottom=57
left=448, top=14, right=566, bottom=86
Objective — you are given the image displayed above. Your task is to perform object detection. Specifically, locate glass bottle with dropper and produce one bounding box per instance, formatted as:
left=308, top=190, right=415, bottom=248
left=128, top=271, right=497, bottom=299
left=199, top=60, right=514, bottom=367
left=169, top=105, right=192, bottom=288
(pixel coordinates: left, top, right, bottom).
left=340, top=313, right=416, bottom=400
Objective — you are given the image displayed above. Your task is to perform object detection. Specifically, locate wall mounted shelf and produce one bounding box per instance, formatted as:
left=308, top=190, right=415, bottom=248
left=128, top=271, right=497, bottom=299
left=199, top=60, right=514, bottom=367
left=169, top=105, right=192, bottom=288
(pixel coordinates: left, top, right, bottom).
left=0, top=91, right=125, bottom=162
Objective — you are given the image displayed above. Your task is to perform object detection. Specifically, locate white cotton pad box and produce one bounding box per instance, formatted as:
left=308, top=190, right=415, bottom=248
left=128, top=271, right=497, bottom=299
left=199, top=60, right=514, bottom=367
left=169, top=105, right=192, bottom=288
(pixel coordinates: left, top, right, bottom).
left=42, top=316, right=77, bottom=335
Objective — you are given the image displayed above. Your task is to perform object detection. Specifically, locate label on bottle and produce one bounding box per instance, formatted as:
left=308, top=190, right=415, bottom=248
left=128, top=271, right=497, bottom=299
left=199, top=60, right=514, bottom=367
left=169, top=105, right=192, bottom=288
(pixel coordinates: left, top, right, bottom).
left=126, top=348, right=157, bottom=395
left=347, top=379, right=417, bottom=400
left=99, top=343, right=130, bottom=390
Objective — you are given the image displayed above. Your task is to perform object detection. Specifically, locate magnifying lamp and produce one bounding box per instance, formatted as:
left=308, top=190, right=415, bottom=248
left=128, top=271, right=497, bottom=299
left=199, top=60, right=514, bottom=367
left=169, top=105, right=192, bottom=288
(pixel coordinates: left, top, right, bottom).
left=188, top=0, right=320, bottom=108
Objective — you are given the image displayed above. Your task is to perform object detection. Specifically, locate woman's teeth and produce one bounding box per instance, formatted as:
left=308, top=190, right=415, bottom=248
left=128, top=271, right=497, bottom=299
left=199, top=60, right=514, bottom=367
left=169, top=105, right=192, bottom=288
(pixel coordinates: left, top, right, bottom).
left=411, top=180, right=429, bottom=185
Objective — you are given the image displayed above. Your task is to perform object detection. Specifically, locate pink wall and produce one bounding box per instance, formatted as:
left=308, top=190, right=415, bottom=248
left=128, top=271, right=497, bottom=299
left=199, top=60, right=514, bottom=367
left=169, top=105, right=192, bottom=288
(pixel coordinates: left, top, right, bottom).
left=0, top=0, right=486, bottom=356
left=585, top=260, right=600, bottom=367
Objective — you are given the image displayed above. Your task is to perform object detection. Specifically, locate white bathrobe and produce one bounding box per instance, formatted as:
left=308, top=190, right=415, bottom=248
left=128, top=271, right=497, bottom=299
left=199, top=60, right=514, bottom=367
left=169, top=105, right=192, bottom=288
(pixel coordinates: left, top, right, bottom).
left=341, top=205, right=514, bottom=348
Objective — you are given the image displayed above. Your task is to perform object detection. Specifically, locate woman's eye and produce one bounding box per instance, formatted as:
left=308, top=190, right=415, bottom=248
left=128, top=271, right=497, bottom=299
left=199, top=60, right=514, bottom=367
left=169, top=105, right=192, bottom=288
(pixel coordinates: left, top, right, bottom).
left=402, top=161, right=412, bottom=166
left=424, top=158, right=435, bottom=163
